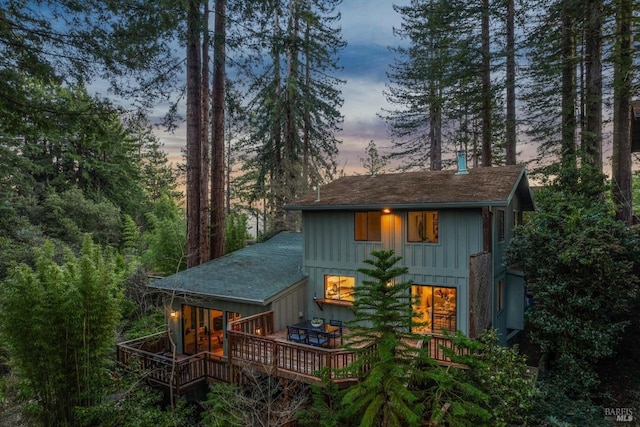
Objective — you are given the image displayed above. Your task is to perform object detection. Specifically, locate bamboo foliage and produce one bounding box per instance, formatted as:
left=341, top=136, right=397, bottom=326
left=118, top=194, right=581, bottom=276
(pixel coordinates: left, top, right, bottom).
left=0, top=238, right=122, bottom=427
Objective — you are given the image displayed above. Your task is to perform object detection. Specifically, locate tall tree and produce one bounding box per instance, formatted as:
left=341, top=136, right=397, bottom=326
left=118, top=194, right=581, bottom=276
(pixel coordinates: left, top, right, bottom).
left=611, top=0, right=634, bottom=225
left=200, top=0, right=212, bottom=262
left=385, top=0, right=502, bottom=171
left=481, top=0, right=492, bottom=167
left=210, top=0, right=227, bottom=259
left=505, top=0, right=517, bottom=165
left=237, top=0, right=344, bottom=235
left=186, top=0, right=203, bottom=268
left=582, top=0, right=603, bottom=171
left=384, top=0, right=454, bottom=171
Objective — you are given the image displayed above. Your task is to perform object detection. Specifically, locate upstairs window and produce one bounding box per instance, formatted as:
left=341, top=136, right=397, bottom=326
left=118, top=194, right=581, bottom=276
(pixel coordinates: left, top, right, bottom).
left=325, top=275, right=355, bottom=302
left=407, top=211, right=439, bottom=243
left=355, top=211, right=381, bottom=241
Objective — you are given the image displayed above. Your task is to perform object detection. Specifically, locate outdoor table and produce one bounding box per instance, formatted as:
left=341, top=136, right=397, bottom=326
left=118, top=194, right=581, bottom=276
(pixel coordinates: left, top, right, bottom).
left=291, top=320, right=341, bottom=346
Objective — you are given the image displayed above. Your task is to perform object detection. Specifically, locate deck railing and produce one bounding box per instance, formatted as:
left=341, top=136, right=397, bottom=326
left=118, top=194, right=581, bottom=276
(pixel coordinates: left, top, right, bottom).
left=117, top=313, right=469, bottom=391
left=116, top=331, right=230, bottom=394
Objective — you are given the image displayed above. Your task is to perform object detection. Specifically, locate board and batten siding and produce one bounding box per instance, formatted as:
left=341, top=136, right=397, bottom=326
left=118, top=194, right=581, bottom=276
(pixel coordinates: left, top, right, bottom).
left=301, top=208, right=484, bottom=335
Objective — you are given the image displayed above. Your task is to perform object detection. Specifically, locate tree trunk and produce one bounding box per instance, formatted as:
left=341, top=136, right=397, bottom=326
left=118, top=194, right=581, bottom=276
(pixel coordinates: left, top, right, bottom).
left=429, top=87, right=442, bottom=170
left=303, top=20, right=311, bottom=187
left=200, top=0, right=211, bottom=262
left=186, top=0, right=202, bottom=268
left=210, top=0, right=226, bottom=259
left=583, top=0, right=603, bottom=170
left=560, top=9, right=577, bottom=172
left=612, top=0, right=633, bottom=224
left=505, top=0, right=516, bottom=165
left=272, top=5, right=286, bottom=234
left=481, top=0, right=492, bottom=167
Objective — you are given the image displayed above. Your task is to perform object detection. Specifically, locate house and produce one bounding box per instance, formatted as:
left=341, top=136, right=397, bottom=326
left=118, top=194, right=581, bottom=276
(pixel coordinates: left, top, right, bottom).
left=116, top=163, right=534, bottom=391
left=285, top=162, right=534, bottom=344
left=143, top=231, right=307, bottom=357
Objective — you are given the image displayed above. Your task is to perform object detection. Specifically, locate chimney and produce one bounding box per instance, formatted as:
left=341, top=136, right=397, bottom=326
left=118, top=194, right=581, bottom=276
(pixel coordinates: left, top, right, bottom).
left=455, top=150, right=469, bottom=175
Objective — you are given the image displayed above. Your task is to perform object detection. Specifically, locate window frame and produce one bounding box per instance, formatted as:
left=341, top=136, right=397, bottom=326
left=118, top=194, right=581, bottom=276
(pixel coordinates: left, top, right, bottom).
left=407, top=211, right=439, bottom=243
left=411, top=285, right=457, bottom=334
left=324, top=275, right=355, bottom=303
left=354, top=211, right=382, bottom=241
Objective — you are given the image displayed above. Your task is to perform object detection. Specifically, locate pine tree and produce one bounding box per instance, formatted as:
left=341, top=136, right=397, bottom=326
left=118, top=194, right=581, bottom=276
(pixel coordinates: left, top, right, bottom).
left=384, top=0, right=503, bottom=171
left=342, top=250, right=432, bottom=427
left=359, top=140, right=388, bottom=176
left=236, top=0, right=344, bottom=234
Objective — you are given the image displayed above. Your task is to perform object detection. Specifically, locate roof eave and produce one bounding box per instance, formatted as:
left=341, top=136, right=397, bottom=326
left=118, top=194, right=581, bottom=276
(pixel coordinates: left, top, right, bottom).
left=149, top=285, right=268, bottom=305
left=285, top=200, right=509, bottom=211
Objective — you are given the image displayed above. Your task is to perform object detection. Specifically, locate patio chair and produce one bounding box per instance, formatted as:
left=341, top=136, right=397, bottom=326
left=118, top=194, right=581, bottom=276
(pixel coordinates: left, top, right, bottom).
left=307, top=330, right=329, bottom=348
left=287, top=326, right=308, bottom=343
left=329, top=319, right=343, bottom=345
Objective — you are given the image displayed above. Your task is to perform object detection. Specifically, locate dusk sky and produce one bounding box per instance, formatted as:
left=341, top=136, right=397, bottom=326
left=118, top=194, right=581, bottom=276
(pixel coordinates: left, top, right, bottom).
left=157, top=0, right=409, bottom=175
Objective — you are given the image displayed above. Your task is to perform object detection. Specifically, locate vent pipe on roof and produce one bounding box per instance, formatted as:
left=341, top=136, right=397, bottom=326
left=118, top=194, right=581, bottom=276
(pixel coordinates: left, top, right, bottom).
left=455, top=150, right=469, bottom=175
left=316, top=185, right=320, bottom=202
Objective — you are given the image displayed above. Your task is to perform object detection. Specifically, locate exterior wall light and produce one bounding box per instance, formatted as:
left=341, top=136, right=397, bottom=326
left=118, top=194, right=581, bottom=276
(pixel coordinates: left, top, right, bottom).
left=170, top=310, right=179, bottom=318
left=382, top=208, right=391, bottom=214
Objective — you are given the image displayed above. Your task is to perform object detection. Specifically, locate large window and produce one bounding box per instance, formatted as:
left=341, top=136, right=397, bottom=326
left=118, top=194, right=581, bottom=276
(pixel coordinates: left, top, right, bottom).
left=324, top=275, right=355, bottom=302
left=182, top=305, right=240, bottom=355
left=355, top=211, right=381, bottom=241
left=407, top=211, right=439, bottom=243
left=411, top=285, right=457, bottom=334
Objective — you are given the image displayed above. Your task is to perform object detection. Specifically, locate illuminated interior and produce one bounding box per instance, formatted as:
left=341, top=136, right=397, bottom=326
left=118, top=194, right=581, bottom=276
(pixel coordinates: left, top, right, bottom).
left=182, top=305, right=241, bottom=355
left=324, top=275, right=355, bottom=302
left=412, top=285, right=456, bottom=333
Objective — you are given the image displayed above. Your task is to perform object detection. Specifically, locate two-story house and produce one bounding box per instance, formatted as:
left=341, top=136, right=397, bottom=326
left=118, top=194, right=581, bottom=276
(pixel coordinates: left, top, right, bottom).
left=116, top=163, right=534, bottom=392
left=286, top=163, right=534, bottom=344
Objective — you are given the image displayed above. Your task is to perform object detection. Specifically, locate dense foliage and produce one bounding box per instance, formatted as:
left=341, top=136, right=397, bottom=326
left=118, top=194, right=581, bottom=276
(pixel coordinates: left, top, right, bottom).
left=507, top=167, right=640, bottom=398
left=0, top=239, right=123, bottom=426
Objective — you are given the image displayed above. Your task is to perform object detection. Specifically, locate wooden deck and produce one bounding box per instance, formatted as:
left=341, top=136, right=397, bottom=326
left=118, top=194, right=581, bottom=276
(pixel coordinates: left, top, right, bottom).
left=226, top=311, right=373, bottom=386
left=116, top=311, right=467, bottom=393
left=116, top=331, right=230, bottom=394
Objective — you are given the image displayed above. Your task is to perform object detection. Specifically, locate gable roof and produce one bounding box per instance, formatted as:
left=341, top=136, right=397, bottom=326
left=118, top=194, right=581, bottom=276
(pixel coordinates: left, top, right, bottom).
left=286, top=165, right=534, bottom=211
left=148, top=232, right=305, bottom=305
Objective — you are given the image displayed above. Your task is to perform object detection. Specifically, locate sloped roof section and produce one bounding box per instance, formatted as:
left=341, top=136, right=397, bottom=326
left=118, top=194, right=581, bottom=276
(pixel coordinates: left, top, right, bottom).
left=287, top=165, right=534, bottom=211
left=148, top=232, right=305, bottom=304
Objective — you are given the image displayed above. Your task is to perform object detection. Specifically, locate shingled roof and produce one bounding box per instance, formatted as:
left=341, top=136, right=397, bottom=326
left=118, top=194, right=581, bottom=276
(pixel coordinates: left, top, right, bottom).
left=148, top=232, right=305, bottom=304
left=286, top=165, right=534, bottom=211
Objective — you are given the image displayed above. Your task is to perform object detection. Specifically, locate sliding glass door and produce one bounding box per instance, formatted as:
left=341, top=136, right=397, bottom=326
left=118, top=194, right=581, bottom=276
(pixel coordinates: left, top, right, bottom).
left=182, top=305, right=240, bottom=355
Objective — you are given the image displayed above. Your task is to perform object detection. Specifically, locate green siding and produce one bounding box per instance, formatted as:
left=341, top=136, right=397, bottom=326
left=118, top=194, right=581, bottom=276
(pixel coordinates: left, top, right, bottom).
left=302, top=208, right=484, bottom=335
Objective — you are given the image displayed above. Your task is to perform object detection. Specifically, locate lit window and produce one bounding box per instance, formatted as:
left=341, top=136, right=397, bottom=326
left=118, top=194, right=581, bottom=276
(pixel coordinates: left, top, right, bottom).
left=355, top=211, right=381, bottom=241
left=324, top=275, right=355, bottom=302
left=411, top=285, right=456, bottom=334
left=407, top=211, right=439, bottom=243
